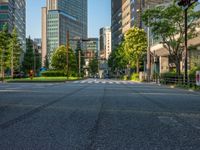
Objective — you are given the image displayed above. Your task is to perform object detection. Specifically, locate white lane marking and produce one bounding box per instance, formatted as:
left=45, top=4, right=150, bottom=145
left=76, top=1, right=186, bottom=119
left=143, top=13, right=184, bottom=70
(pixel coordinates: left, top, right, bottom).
left=0, top=90, right=31, bottom=92
left=158, top=116, right=182, bottom=127
left=80, top=81, right=86, bottom=83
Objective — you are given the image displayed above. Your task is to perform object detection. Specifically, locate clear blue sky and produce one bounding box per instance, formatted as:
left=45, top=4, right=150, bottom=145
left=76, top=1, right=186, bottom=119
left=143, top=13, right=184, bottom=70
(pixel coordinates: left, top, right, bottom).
left=26, top=0, right=111, bottom=39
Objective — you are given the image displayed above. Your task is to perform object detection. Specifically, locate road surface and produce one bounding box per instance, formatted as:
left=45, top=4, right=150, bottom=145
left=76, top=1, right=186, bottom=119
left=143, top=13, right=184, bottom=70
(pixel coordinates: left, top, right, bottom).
left=0, top=79, right=200, bottom=150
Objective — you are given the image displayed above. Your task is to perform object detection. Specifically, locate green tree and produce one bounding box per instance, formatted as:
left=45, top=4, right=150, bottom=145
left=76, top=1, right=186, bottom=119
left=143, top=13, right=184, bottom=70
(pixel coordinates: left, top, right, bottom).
left=0, top=23, right=11, bottom=79
left=44, top=55, right=49, bottom=69
left=9, top=27, right=22, bottom=73
left=22, top=37, right=34, bottom=74
left=142, top=1, right=200, bottom=75
left=108, top=42, right=129, bottom=75
left=51, top=45, right=77, bottom=75
left=124, top=27, right=147, bottom=73
left=34, top=49, right=41, bottom=74
left=89, top=58, right=98, bottom=76
left=75, top=41, right=84, bottom=76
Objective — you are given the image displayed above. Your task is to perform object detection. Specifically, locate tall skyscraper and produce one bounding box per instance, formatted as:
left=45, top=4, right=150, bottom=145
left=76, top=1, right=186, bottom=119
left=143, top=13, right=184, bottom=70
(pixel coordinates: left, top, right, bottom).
left=42, top=0, right=88, bottom=66
left=0, top=0, right=26, bottom=52
left=99, top=27, right=112, bottom=60
left=99, top=27, right=111, bottom=79
left=111, top=0, right=170, bottom=49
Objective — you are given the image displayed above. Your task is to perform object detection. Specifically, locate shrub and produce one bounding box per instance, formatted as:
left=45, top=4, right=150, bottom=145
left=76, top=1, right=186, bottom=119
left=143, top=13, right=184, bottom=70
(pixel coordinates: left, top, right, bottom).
left=189, top=66, right=200, bottom=79
left=41, top=70, right=66, bottom=77
left=130, top=73, right=139, bottom=81
left=160, top=72, right=183, bottom=84
left=122, top=75, right=128, bottom=80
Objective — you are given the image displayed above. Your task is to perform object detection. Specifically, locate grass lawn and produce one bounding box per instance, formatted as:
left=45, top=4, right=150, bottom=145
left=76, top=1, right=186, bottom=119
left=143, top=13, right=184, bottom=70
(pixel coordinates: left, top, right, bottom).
left=6, top=77, right=81, bottom=82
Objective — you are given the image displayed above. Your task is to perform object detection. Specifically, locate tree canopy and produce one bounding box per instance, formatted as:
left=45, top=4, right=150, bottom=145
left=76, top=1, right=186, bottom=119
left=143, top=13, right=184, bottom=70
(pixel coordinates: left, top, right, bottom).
left=108, top=27, right=147, bottom=75
left=51, top=45, right=77, bottom=75
left=124, top=27, right=147, bottom=73
left=22, top=37, right=34, bottom=73
left=142, top=1, right=200, bottom=75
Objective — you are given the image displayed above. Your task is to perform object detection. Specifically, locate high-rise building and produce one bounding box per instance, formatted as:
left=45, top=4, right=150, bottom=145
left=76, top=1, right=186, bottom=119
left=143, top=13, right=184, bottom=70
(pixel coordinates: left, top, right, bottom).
left=99, top=27, right=112, bottom=79
left=84, top=38, right=98, bottom=76
left=42, top=0, right=88, bottom=66
left=0, top=0, right=26, bottom=52
left=85, top=38, right=98, bottom=58
left=111, top=0, right=170, bottom=49
left=100, top=27, right=112, bottom=60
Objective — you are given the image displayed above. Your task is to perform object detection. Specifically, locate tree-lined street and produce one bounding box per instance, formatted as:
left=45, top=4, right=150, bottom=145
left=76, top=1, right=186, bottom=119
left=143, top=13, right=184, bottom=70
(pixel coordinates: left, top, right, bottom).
left=0, top=79, right=200, bottom=149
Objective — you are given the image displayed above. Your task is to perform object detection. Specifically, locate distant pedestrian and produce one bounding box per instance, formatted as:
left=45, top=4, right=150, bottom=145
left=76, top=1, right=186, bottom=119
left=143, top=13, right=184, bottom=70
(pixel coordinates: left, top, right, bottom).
left=30, top=70, right=34, bottom=80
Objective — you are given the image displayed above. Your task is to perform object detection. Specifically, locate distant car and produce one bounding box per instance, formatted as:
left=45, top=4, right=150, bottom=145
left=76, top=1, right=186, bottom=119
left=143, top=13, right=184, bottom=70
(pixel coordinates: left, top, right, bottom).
left=104, top=75, right=109, bottom=79
left=13, top=71, right=25, bottom=79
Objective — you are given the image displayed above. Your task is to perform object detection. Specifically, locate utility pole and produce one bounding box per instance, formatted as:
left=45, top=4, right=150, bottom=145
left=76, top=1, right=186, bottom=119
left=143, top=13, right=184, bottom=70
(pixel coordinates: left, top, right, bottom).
left=184, top=8, right=188, bottom=84
left=147, top=24, right=151, bottom=82
left=1, top=49, right=5, bottom=82
left=11, top=43, right=14, bottom=78
left=66, top=31, right=69, bottom=79
left=34, top=49, right=36, bottom=76
left=79, top=49, right=81, bottom=77
left=177, top=0, right=198, bottom=84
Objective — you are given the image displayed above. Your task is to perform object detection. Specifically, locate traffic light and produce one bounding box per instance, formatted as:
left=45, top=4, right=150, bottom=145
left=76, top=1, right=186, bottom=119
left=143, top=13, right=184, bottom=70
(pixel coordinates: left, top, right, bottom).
left=177, top=0, right=190, bottom=7
left=177, top=0, right=198, bottom=9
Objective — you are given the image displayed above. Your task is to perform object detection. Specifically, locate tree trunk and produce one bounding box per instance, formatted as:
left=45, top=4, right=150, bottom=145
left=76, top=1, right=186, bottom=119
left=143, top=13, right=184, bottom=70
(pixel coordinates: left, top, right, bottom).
left=175, top=59, right=181, bottom=84
left=136, top=59, right=139, bottom=73
left=175, top=59, right=181, bottom=76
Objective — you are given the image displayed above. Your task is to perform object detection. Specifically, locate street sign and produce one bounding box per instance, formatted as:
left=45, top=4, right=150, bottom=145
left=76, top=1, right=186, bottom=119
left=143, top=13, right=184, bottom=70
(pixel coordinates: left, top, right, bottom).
left=196, top=71, right=200, bottom=86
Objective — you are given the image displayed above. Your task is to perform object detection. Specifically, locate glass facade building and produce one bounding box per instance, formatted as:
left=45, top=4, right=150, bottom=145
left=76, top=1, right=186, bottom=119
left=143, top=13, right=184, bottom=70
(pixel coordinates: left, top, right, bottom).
left=0, top=0, right=26, bottom=52
left=111, top=0, right=170, bottom=49
left=100, top=27, right=112, bottom=60
left=42, top=0, right=88, bottom=65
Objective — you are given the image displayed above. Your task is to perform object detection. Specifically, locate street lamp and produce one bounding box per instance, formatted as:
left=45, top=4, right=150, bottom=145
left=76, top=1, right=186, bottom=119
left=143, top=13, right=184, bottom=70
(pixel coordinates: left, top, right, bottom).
left=66, top=31, right=92, bottom=78
left=1, top=48, right=5, bottom=82
left=177, top=0, right=198, bottom=84
left=137, top=0, right=151, bottom=82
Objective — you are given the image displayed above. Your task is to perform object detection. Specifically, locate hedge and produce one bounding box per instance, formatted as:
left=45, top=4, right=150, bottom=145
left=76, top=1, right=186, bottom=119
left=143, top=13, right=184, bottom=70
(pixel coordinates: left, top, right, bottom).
left=41, top=70, right=66, bottom=77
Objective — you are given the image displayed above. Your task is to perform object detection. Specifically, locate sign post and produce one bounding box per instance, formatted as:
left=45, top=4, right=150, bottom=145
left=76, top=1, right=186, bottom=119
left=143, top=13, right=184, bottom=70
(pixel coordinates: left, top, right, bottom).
left=196, top=71, right=200, bottom=86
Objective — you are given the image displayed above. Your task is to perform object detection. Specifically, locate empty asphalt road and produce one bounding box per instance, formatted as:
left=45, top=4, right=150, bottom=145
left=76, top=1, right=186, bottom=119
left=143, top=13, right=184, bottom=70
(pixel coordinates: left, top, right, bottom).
left=0, top=79, right=200, bottom=150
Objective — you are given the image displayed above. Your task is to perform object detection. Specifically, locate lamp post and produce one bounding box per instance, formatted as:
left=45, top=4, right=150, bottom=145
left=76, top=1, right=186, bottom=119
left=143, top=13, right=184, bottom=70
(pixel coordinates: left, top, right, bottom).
left=1, top=49, right=5, bottom=82
left=11, top=42, right=14, bottom=78
left=66, top=31, right=69, bottom=79
left=137, top=0, right=151, bottom=82
left=177, top=0, right=198, bottom=84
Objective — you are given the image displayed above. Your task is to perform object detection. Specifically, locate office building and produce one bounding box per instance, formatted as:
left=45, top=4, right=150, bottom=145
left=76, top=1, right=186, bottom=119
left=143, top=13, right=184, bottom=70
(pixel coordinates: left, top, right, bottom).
left=99, top=27, right=112, bottom=60
left=0, top=0, right=26, bottom=52
left=99, top=27, right=112, bottom=78
left=111, top=0, right=170, bottom=49
left=42, top=0, right=88, bottom=66
left=84, top=38, right=98, bottom=76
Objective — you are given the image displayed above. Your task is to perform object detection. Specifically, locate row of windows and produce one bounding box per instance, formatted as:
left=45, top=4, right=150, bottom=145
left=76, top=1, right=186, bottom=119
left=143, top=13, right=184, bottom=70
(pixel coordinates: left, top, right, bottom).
left=0, top=14, right=8, bottom=20
left=0, top=5, right=8, bottom=10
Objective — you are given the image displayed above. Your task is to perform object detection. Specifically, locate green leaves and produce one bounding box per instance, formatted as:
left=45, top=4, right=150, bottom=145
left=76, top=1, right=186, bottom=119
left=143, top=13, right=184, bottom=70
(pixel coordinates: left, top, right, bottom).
left=9, top=27, right=22, bottom=71
left=22, top=37, right=34, bottom=73
left=51, top=45, right=77, bottom=75
left=109, top=27, right=147, bottom=74
left=124, top=27, right=147, bottom=72
left=89, top=58, right=98, bottom=76
left=142, top=2, right=200, bottom=75
left=0, top=23, right=11, bottom=69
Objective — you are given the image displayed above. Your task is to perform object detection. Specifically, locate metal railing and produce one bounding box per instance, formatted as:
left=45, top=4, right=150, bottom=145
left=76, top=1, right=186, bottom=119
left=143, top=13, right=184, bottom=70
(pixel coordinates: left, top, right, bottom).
left=159, top=76, right=199, bottom=89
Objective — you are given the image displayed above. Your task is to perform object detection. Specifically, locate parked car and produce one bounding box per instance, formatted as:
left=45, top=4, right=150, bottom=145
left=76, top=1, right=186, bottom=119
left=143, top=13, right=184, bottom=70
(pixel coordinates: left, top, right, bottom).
left=13, top=71, right=26, bottom=79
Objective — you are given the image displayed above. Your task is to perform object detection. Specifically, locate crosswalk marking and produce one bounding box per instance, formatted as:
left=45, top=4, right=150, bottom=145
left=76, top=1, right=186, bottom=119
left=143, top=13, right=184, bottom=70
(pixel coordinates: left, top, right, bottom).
left=72, top=80, right=140, bottom=85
